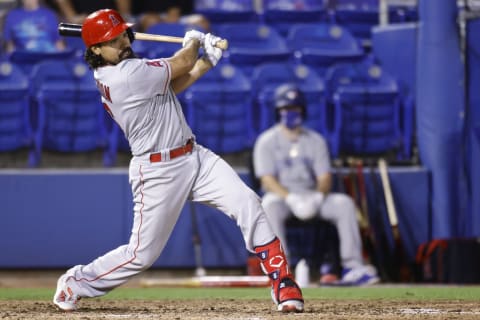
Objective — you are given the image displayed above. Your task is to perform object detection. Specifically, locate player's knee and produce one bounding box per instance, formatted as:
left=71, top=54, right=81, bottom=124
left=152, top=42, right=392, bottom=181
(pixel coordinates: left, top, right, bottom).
left=327, top=193, right=356, bottom=220
left=331, top=193, right=355, bottom=210
left=129, top=250, right=158, bottom=271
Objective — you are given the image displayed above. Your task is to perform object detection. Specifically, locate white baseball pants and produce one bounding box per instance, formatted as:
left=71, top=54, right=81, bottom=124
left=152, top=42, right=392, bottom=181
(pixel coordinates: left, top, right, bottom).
left=63, top=144, right=275, bottom=297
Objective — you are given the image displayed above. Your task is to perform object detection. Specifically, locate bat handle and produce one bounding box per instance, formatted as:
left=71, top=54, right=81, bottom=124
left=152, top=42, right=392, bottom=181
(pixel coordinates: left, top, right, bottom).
left=58, top=23, right=82, bottom=37
left=215, top=39, right=228, bottom=50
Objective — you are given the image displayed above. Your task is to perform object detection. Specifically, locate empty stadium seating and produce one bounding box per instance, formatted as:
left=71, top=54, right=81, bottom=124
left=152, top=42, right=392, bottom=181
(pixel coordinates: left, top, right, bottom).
left=8, top=49, right=76, bottom=76
left=29, top=58, right=109, bottom=166
left=63, top=36, right=86, bottom=58
left=262, top=0, right=327, bottom=36
left=140, top=22, right=200, bottom=59
left=215, top=22, right=291, bottom=76
left=331, top=0, right=379, bottom=44
left=0, top=60, right=34, bottom=165
left=184, top=62, right=252, bottom=153
left=195, top=0, right=259, bottom=25
left=286, top=23, right=364, bottom=76
left=324, top=57, right=413, bottom=159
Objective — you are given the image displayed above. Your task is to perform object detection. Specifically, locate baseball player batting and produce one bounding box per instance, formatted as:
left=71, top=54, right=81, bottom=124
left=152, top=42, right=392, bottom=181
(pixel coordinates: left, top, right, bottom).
left=52, top=9, right=304, bottom=313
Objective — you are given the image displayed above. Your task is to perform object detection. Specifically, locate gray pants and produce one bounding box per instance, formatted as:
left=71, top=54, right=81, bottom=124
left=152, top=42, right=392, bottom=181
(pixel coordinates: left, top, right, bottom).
left=262, top=192, right=364, bottom=269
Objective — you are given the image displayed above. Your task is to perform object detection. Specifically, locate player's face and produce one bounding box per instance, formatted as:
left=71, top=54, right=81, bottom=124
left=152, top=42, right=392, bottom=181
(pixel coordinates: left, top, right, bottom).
left=92, top=31, right=135, bottom=65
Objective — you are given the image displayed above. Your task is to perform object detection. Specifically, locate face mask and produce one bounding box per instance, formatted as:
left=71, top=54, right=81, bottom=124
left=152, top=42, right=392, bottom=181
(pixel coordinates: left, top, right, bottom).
left=280, top=110, right=302, bottom=129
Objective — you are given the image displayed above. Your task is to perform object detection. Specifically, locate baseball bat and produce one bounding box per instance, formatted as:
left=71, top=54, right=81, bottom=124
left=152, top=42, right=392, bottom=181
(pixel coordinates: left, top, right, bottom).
left=377, top=158, right=413, bottom=282
left=58, top=23, right=229, bottom=50
left=377, top=158, right=398, bottom=230
left=140, top=275, right=269, bottom=288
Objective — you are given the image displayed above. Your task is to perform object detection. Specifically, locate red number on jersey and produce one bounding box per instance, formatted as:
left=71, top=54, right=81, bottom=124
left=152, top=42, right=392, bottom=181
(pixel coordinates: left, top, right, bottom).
left=146, top=60, right=164, bottom=67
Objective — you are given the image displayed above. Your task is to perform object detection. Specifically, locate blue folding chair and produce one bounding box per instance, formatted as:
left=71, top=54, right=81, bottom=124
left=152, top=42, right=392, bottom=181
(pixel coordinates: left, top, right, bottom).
left=250, top=62, right=326, bottom=141
left=286, top=23, right=364, bottom=76
left=29, top=59, right=109, bottom=166
left=215, top=22, right=291, bottom=77
left=184, top=62, right=252, bottom=153
left=0, top=60, right=34, bottom=165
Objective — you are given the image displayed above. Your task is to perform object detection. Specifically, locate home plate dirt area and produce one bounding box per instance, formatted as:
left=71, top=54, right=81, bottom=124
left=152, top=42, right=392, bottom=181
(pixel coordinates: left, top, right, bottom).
left=1, top=299, right=480, bottom=319
left=1, top=271, right=479, bottom=319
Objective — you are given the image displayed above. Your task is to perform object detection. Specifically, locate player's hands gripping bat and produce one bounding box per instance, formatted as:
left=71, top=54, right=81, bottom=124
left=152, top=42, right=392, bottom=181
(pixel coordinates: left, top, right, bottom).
left=58, top=23, right=229, bottom=50
left=182, top=30, right=206, bottom=47
left=203, top=33, right=224, bottom=67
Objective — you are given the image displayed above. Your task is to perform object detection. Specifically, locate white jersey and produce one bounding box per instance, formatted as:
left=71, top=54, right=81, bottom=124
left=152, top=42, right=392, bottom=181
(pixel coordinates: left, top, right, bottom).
left=94, top=58, right=193, bottom=156
left=253, top=124, right=331, bottom=193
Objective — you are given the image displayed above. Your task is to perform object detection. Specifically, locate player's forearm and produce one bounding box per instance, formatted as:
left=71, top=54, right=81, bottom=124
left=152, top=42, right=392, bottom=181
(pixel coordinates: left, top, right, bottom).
left=171, top=57, right=212, bottom=93
left=167, top=39, right=201, bottom=81
left=261, top=175, right=289, bottom=198
left=316, top=173, right=332, bottom=194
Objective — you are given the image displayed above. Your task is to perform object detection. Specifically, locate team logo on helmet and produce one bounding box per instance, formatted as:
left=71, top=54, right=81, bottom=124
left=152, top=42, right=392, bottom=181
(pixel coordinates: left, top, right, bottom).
left=109, top=14, right=120, bottom=27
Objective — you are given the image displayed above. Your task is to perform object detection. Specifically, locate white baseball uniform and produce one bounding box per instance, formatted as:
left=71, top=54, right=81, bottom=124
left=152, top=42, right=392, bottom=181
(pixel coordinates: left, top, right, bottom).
left=61, top=57, right=275, bottom=298
left=253, top=124, right=364, bottom=270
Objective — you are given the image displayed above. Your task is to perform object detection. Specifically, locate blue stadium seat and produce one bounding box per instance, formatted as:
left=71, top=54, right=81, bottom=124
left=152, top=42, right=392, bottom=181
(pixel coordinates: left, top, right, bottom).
left=263, top=0, right=327, bottom=36
left=286, top=23, right=364, bottom=76
left=215, top=22, right=291, bottom=77
left=324, top=58, right=413, bottom=159
left=250, top=62, right=326, bottom=141
left=0, top=60, right=34, bottom=165
left=8, top=49, right=76, bottom=76
left=331, top=0, right=379, bottom=43
left=332, top=1, right=418, bottom=44
left=142, top=23, right=196, bottom=59
left=62, top=36, right=86, bottom=58
left=195, top=0, right=259, bottom=25
left=184, top=62, right=252, bottom=153
left=29, top=59, right=109, bottom=166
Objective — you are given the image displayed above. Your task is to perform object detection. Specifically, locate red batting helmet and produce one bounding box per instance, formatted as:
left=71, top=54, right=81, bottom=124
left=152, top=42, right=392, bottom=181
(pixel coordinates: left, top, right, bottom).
left=81, top=9, right=131, bottom=47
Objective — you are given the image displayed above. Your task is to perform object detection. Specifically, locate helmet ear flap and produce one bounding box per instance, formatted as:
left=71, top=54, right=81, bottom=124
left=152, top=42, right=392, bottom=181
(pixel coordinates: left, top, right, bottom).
left=127, top=28, right=135, bottom=44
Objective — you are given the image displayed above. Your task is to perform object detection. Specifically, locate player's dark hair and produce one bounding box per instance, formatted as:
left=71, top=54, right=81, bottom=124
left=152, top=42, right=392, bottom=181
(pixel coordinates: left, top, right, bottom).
left=84, top=48, right=107, bottom=69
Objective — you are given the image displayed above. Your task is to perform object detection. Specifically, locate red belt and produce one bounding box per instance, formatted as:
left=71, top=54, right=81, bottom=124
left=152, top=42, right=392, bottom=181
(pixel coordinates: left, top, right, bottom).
left=149, top=139, right=194, bottom=163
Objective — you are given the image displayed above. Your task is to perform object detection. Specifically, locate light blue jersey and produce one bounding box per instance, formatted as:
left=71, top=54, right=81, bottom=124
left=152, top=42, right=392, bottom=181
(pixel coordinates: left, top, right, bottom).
left=253, top=124, right=330, bottom=193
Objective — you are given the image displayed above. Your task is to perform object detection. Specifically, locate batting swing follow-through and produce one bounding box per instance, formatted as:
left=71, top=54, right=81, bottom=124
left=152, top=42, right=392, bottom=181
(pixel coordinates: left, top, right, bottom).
left=52, top=8, right=304, bottom=314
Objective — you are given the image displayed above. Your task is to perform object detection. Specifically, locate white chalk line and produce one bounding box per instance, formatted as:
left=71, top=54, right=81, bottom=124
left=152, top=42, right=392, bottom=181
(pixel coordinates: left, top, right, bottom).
left=400, top=308, right=480, bottom=315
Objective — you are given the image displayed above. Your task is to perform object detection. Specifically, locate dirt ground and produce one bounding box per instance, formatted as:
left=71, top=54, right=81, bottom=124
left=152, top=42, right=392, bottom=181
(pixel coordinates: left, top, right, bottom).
left=1, top=271, right=480, bottom=320
left=2, top=299, right=480, bottom=320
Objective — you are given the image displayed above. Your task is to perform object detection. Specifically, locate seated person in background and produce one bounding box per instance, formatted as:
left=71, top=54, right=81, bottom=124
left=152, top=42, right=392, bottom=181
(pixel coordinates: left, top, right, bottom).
left=46, top=0, right=130, bottom=24
left=128, top=0, right=210, bottom=32
left=2, top=0, right=65, bottom=52
left=253, top=83, right=380, bottom=286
